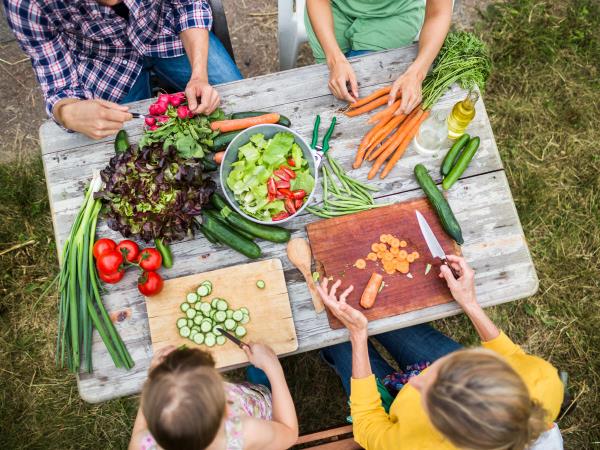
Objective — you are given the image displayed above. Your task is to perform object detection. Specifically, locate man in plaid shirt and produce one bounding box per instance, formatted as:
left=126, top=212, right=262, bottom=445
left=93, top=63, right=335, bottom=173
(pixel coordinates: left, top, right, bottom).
left=4, top=0, right=243, bottom=139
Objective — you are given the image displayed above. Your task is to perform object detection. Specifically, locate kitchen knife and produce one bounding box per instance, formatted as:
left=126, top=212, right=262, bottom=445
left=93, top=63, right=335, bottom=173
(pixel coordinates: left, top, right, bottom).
left=415, top=210, right=460, bottom=279
left=130, top=112, right=146, bottom=119
left=215, top=326, right=248, bottom=350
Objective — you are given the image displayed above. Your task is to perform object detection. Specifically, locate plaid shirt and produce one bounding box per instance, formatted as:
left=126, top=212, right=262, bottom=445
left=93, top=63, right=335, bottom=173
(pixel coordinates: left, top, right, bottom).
left=4, top=0, right=212, bottom=118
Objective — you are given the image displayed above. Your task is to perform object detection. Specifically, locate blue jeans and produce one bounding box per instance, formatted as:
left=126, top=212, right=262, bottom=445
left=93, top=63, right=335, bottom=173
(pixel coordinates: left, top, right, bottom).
left=120, top=32, right=242, bottom=103
left=321, top=324, right=462, bottom=396
left=345, top=49, right=373, bottom=58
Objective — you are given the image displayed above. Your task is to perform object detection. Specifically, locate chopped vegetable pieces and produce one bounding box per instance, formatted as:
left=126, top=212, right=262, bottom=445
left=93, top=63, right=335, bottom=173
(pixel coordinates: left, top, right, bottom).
left=355, top=234, right=420, bottom=276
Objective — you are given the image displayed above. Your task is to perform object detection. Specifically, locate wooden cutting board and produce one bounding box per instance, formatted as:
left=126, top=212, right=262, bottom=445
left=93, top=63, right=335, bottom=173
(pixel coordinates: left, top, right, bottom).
left=145, top=258, right=297, bottom=368
left=306, top=197, right=460, bottom=329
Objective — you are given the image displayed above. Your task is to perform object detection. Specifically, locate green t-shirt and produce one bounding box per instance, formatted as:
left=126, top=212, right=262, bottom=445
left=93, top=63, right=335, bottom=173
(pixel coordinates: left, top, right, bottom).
left=305, top=0, right=425, bottom=62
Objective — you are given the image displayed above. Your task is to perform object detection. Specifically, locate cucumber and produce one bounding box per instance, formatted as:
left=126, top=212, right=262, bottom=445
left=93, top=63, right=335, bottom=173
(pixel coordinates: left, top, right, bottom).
left=193, top=315, right=203, bottom=325
left=241, top=313, right=250, bottom=324
left=186, top=308, right=196, bottom=319
left=204, top=209, right=256, bottom=241
left=204, top=332, right=216, bottom=347
left=231, top=111, right=291, bottom=128
left=232, top=310, right=244, bottom=322
left=187, top=319, right=194, bottom=328
left=186, top=292, right=198, bottom=303
left=154, top=238, right=173, bottom=269
left=199, top=302, right=212, bottom=316
left=224, top=318, right=236, bottom=330
left=256, top=280, right=265, bottom=289
left=235, top=326, right=247, bottom=338
left=442, top=137, right=481, bottom=190
left=216, top=335, right=226, bottom=346
left=179, top=326, right=191, bottom=338
left=201, top=280, right=213, bottom=293
left=200, top=320, right=213, bottom=333
left=211, top=298, right=220, bottom=308
left=180, top=303, right=190, bottom=312
left=215, top=310, right=227, bottom=322
left=414, top=164, right=464, bottom=245
left=176, top=318, right=187, bottom=329
left=226, top=309, right=234, bottom=319
left=212, top=130, right=241, bottom=150
left=194, top=302, right=203, bottom=311
left=216, top=299, right=228, bottom=311
left=240, top=307, right=249, bottom=315
left=114, top=129, right=130, bottom=154
left=191, top=325, right=201, bottom=333
left=201, top=156, right=218, bottom=172
left=441, top=134, right=470, bottom=177
left=193, top=333, right=205, bottom=345
left=202, top=213, right=262, bottom=259
left=197, top=285, right=209, bottom=297
left=199, top=225, right=221, bottom=244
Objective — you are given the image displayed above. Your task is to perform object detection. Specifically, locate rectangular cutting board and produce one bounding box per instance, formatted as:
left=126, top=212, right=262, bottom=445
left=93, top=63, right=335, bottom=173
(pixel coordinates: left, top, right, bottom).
left=306, top=197, right=460, bottom=329
left=145, top=258, right=298, bottom=368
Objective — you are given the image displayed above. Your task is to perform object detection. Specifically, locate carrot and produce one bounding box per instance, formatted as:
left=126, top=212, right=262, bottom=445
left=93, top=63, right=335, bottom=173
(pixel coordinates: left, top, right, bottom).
left=367, top=108, right=424, bottom=179
left=210, top=113, right=280, bottom=132
left=344, top=96, right=388, bottom=117
left=363, top=113, right=407, bottom=160
left=360, top=272, right=384, bottom=309
left=367, top=100, right=401, bottom=125
left=354, top=112, right=398, bottom=168
left=213, top=151, right=225, bottom=164
left=349, top=86, right=391, bottom=109
left=367, top=107, right=420, bottom=163
left=380, top=110, right=430, bottom=179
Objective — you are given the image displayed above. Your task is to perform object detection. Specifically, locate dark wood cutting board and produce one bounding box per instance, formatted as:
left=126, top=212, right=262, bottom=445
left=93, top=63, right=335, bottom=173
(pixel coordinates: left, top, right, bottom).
left=306, top=197, right=461, bottom=329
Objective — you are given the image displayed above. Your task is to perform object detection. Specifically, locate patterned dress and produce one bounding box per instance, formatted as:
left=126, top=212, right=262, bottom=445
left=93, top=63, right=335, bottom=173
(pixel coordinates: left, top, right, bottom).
left=140, top=382, right=272, bottom=450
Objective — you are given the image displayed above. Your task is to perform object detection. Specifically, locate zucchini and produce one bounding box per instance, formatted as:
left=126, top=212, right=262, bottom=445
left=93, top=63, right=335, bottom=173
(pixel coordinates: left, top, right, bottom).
left=414, top=164, right=464, bottom=245
left=154, top=238, right=173, bottom=268
left=114, top=129, right=129, bottom=154
left=202, top=213, right=262, bottom=259
left=442, top=137, right=480, bottom=190
left=441, top=134, right=470, bottom=177
left=203, top=209, right=256, bottom=241
left=231, top=111, right=291, bottom=128
left=201, top=156, right=218, bottom=172
left=212, top=131, right=241, bottom=150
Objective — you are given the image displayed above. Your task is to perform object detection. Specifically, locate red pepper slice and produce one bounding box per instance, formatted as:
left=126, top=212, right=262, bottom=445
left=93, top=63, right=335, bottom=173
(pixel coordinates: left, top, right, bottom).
left=295, top=198, right=304, bottom=209
left=287, top=158, right=296, bottom=167
left=284, top=197, right=297, bottom=214
left=292, top=189, right=306, bottom=200
left=275, top=180, right=290, bottom=189
left=273, top=169, right=290, bottom=181
left=272, top=211, right=290, bottom=221
left=280, top=165, right=296, bottom=179
left=267, top=177, right=277, bottom=195
left=278, top=188, right=293, bottom=198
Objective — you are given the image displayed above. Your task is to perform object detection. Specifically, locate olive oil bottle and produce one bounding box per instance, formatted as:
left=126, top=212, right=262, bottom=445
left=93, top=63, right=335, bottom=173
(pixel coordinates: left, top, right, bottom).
left=447, top=90, right=479, bottom=139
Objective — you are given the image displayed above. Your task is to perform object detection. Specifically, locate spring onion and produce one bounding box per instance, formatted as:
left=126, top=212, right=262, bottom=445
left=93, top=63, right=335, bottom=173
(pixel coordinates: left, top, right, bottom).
left=57, top=171, right=133, bottom=373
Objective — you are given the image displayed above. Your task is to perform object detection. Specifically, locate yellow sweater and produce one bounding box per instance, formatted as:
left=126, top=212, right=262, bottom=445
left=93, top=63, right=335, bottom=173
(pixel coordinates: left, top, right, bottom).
left=349, top=332, right=563, bottom=450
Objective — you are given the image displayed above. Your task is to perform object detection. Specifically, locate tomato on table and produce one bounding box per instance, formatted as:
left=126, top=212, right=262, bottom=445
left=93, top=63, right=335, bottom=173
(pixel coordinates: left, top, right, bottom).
left=138, top=271, right=163, bottom=296
left=138, top=248, right=162, bottom=271
left=98, top=268, right=125, bottom=284
left=116, top=240, right=139, bottom=263
left=96, top=250, right=124, bottom=275
left=93, top=238, right=116, bottom=259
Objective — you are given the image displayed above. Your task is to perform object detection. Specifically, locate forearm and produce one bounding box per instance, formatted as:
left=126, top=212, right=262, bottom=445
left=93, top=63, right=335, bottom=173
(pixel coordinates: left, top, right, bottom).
left=180, top=28, right=209, bottom=81
left=351, top=332, right=372, bottom=379
left=411, top=0, right=452, bottom=77
left=128, top=405, right=148, bottom=450
left=463, top=303, right=500, bottom=341
left=264, top=364, right=299, bottom=434
left=306, top=0, right=344, bottom=67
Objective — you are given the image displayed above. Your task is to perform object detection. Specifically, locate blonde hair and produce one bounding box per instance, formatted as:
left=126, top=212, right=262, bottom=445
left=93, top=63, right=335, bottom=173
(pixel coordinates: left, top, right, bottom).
left=425, top=348, right=548, bottom=450
left=142, top=348, right=226, bottom=450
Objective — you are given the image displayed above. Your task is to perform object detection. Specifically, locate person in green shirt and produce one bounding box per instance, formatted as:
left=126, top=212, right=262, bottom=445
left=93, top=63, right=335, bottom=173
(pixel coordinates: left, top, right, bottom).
left=306, top=0, right=453, bottom=114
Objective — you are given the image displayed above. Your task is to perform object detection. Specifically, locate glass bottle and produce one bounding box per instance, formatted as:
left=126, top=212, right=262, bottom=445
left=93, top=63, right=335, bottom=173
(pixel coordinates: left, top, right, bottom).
left=414, top=110, right=448, bottom=156
left=447, top=90, right=479, bottom=139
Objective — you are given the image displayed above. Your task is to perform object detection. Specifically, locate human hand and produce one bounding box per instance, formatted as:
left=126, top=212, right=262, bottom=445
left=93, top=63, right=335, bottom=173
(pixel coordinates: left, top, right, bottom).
left=54, top=99, right=132, bottom=139
left=243, top=343, right=281, bottom=373
left=328, top=57, right=358, bottom=103
left=388, top=64, right=426, bottom=115
left=439, top=255, right=478, bottom=309
left=316, top=278, right=368, bottom=340
left=148, top=345, right=176, bottom=372
left=185, top=77, right=220, bottom=115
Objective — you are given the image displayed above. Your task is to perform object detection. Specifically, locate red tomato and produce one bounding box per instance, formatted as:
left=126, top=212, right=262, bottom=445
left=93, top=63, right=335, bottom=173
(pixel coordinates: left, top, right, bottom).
left=287, top=158, right=296, bottom=167
left=295, top=198, right=304, bottom=209
left=138, top=271, right=164, bottom=297
left=272, top=211, right=290, bottom=221
left=267, top=177, right=277, bottom=195
left=284, top=197, right=297, bottom=214
left=278, top=188, right=293, bottom=198
left=138, top=248, right=162, bottom=271
left=275, top=180, right=290, bottom=190
left=96, top=250, right=123, bottom=274
left=292, top=189, right=306, bottom=200
left=93, top=238, right=116, bottom=259
left=273, top=169, right=290, bottom=181
left=267, top=192, right=276, bottom=202
left=116, top=240, right=139, bottom=263
left=280, top=166, right=296, bottom=179
left=98, top=268, right=125, bottom=284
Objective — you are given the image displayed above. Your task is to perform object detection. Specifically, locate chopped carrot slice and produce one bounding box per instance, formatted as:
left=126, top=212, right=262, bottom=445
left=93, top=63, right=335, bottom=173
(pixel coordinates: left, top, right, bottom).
left=398, top=261, right=409, bottom=274
left=407, top=255, right=415, bottom=263
left=390, top=238, right=400, bottom=248
left=367, top=252, right=378, bottom=261
left=371, top=243, right=380, bottom=252
left=383, top=253, right=394, bottom=261
left=390, top=247, right=399, bottom=255
left=398, top=250, right=408, bottom=259
left=376, top=251, right=385, bottom=259
left=355, top=258, right=367, bottom=269
left=378, top=243, right=387, bottom=252
left=379, top=234, right=388, bottom=243
left=400, top=240, right=407, bottom=248
left=385, top=267, right=396, bottom=275
left=412, top=252, right=420, bottom=259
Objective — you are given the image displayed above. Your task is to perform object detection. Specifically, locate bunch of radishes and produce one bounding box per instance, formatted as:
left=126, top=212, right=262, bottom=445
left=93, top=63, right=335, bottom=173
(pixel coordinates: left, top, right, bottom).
left=144, top=92, right=195, bottom=131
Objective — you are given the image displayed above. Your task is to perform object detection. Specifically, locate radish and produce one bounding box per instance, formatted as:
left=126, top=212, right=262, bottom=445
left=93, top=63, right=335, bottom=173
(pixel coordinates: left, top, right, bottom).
left=177, top=105, right=190, bottom=119
left=156, top=115, right=169, bottom=123
left=144, top=116, right=156, bottom=126
left=148, top=124, right=158, bottom=131
left=157, top=93, right=170, bottom=105
left=169, top=95, right=182, bottom=107
left=154, top=102, right=167, bottom=115
left=148, top=103, right=159, bottom=116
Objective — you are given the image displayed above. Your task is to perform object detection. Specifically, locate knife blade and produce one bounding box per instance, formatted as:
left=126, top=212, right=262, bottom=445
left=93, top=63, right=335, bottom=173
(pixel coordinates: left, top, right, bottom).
left=215, top=326, right=248, bottom=349
left=130, top=112, right=146, bottom=119
left=415, top=210, right=460, bottom=278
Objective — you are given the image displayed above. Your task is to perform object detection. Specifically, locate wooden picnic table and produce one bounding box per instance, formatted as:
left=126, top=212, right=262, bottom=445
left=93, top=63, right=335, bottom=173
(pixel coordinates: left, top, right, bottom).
left=40, top=44, right=538, bottom=403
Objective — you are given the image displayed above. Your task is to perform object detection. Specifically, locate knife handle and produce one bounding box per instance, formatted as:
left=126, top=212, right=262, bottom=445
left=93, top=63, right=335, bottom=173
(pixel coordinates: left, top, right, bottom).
left=442, top=258, right=461, bottom=279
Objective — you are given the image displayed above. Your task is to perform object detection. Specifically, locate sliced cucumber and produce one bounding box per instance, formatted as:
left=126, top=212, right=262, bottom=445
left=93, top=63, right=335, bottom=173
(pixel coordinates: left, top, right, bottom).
left=192, top=325, right=201, bottom=333
left=211, top=298, right=220, bottom=308
left=224, top=319, right=236, bottom=330
left=193, top=333, right=205, bottom=345
left=193, top=315, right=203, bottom=325
left=216, top=335, right=226, bottom=346
left=216, top=299, right=228, bottom=311
left=176, top=318, right=187, bottom=329
left=232, top=310, right=244, bottom=322
left=186, top=308, right=196, bottom=319
left=201, top=280, right=213, bottom=293
left=226, top=310, right=234, bottom=319
left=179, top=326, right=191, bottom=338
left=200, top=320, right=212, bottom=333
left=215, top=310, right=227, bottom=322
left=196, top=285, right=209, bottom=297
left=204, top=332, right=216, bottom=347
left=240, top=307, right=249, bottom=315
left=240, top=313, right=250, bottom=324
left=187, top=292, right=199, bottom=303
left=256, top=280, right=265, bottom=289
left=187, top=319, right=194, bottom=328
left=190, top=329, right=198, bottom=340
left=194, top=302, right=203, bottom=311
left=213, top=326, right=222, bottom=336
left=180, top=303, right=190, bottom=312
left=235, top=326, right=247, bottom=338
left=199, top=302, right=212, bottom=316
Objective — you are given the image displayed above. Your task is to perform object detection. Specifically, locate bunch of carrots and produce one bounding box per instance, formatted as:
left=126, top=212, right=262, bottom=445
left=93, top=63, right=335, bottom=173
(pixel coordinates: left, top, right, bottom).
left=345, top=86, right=430, bottom=180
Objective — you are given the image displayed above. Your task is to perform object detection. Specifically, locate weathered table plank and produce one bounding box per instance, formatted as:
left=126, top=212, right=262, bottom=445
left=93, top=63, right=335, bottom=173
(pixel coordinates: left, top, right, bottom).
left=40, top=46, right=536, bottom=403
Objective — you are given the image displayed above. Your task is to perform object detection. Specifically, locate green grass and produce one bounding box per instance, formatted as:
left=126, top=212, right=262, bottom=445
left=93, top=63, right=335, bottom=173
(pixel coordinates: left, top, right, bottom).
left=1, top=0, right=599, bottom=448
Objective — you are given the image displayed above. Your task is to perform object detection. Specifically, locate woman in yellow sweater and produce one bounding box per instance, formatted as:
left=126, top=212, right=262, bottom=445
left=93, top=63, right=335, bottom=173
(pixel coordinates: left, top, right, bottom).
left=317, top=255, right=564, bottom=450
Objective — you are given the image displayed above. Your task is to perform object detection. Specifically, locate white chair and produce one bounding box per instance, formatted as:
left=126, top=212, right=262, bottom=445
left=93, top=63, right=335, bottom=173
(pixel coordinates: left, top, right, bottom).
left=277, top=0, right=454, bottom=70
left=278, top=0, right=307, bottom=71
